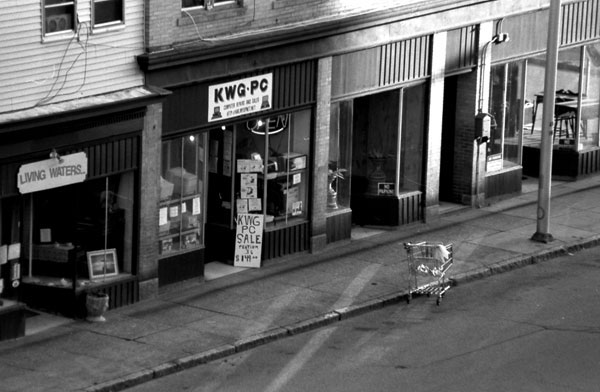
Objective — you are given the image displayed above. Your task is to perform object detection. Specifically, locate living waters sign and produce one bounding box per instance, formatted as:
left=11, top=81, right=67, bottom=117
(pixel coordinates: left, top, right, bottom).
left=17, top=152, right=88, bottom=194
left=234, top=213, right=264, bottom=268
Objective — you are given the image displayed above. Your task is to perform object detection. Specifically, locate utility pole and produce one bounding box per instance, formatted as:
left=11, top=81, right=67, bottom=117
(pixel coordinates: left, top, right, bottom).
left=532, top=0, right=561, bottom=243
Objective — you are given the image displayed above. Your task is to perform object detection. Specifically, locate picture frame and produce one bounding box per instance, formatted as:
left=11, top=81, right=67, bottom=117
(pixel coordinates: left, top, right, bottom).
left=87, top=249, right=119, bottom=281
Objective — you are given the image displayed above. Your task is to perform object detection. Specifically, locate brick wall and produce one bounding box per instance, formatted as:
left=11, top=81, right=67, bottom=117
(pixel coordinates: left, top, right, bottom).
left=310, top=56, right=332, bottom=252
left=452, top=21, right=492, bottom=206
left=146, top=0, right=406, bottom=51
left=137, top=103, right=162, bottom=300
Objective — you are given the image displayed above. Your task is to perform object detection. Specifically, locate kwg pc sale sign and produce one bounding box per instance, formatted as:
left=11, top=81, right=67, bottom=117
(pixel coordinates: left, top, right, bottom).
left=234, top=213, right=264, bottom=268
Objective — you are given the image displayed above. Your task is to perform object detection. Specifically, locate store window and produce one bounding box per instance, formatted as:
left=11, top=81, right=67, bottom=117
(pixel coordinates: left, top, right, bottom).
left=524, top=43, right=600, bottom=151
left=159, top=134, right=205, bottom=256
left=182, top=0, right=234, bottom=9
left=93, top=0, right=124, bottom=27
left=0, top=197, right=22, bottom=297
left=488, top=61, right=524, bottom=171
left=328, top=102, right=352, bottom=211
left=233, top=110, right=311, bottom=227
left=352, top=85, right=425, bottom=197
left=43, top=0, right=75, bottom=35
left=6, top=173, right=135, bottom=288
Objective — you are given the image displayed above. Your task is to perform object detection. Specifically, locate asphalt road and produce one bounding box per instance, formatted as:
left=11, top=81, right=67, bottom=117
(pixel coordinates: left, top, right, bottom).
left=125, top=247, right=600, bottom=392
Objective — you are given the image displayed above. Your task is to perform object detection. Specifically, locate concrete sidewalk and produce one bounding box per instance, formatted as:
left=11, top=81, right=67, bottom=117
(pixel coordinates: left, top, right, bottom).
left=1, top=176, right=600, bottom=392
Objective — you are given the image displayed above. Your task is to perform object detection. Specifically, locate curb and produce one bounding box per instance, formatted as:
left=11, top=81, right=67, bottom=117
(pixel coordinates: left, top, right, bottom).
left=84, top=235, right=600, bottom=392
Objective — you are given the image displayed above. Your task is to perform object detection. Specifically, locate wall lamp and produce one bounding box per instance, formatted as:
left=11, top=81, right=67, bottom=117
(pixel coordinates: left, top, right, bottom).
left=49, top=149, right=64, bottom=164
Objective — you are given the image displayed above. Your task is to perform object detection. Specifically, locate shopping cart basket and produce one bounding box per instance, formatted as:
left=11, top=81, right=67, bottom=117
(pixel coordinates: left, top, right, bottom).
left=404, top=242, right=453, bottom=305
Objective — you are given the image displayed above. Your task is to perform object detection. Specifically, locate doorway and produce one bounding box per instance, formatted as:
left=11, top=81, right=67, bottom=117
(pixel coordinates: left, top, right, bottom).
left=440, top=75, right=457, bottom=203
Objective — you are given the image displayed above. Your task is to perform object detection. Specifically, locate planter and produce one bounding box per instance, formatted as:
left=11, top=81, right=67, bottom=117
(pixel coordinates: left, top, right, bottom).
left=86, top=292, right=109, bottom=322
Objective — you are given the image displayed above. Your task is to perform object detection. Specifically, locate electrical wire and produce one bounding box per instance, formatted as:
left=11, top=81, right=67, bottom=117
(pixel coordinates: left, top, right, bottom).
left=34, top=22, right=90, bottom=106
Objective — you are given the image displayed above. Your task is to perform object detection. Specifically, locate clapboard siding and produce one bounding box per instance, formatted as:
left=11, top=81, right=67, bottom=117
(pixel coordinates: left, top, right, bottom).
left=0, top=1, right=144, bottom=115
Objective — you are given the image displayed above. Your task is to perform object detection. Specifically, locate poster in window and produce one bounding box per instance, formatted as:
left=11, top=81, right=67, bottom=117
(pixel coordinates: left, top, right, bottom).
left=486, top=153, right=503, bottom=172
left=237, top=199, right=248, bottom=214
left=248, top=198, right=262, bottom=212
left=159, top=207, right=168, bottom=226
left=7, top=243, right=20, bottom=260
left=40, top=228, right=52, bottom=243
left=0, top=245, right=7, bottom=265
left=183, top=233, right=199, bottom=249
left=87, top=249, right=118, bottom=281
left=292, top=201, right=303, bottom=216
left=237, top=159, right=263, bottom=173
left=161, top=239, right=173, bottom=253
left=223, top=160, right=232, bottom=177
left=193, top=197, right=201, bottom=215
left=240, top=173, right=257, bottom=199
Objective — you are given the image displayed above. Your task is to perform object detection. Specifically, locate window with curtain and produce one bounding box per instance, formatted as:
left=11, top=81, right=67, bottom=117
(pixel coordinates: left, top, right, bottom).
left=43, top=0, right=75, bottom=35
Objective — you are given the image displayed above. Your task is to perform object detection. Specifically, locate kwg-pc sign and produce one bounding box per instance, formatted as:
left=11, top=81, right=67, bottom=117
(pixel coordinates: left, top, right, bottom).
left=208, top=73, right=273, bottom=122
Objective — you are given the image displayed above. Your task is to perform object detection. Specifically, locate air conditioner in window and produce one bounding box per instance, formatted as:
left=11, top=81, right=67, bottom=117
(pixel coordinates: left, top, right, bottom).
left=46, top=14, right=72, bottom=33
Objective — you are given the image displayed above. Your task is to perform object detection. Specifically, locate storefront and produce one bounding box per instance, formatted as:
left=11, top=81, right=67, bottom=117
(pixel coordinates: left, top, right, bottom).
left=327, top=32, right=456, bottom=230
left=491, top=3, right=600, bottom=181
left=0, top=89, right=164, bottom=323
left=154, top=63, right=316, bottom=286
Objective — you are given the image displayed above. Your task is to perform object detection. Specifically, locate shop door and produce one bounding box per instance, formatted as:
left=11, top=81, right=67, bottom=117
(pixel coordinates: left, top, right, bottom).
left=204, top=128, right=235, bottom=264
left=440, top=76, right=457, bottom=202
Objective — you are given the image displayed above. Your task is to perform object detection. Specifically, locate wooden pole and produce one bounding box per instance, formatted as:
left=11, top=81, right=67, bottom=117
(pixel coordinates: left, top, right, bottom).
left=532, top=0, right=562, bottom=243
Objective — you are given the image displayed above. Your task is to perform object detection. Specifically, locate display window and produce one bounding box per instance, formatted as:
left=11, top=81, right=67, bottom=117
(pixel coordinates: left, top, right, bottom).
left=204, top=109, right=311, bottom=231
left=328, top=102, right=352, bottom=211
left=159, top=134, right=206, bottom=256
left=0, top=173, right=135, bottom=292
left=351, top=85, right=426, bottom=197
left=524, top=43, right=600, bottom=151
left=488, top=61, right=525, bottom=172
left=233, top=109, right=311, bottom=227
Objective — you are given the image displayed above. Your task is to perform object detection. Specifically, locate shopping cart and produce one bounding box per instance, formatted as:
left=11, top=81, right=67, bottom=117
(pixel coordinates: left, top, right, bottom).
left=404, top=242, right=453, bottom=305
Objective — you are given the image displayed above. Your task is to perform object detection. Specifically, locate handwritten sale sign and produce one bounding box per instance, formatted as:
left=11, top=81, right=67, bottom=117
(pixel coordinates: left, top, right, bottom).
left=234, top=213, right=264, bottom=268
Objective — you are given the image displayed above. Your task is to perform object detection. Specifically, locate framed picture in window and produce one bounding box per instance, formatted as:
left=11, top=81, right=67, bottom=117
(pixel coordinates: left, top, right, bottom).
left=87, top=249, right=119, bottom=281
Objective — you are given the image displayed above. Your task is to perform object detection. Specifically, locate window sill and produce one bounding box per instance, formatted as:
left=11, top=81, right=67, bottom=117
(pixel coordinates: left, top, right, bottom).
left=92, top=23, right=126, bottom=35
left=42, top=31, right=76, bottom=44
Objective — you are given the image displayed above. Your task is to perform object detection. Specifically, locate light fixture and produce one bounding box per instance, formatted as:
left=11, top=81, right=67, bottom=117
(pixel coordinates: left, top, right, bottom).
left=49, top=149, right=64, bottom=164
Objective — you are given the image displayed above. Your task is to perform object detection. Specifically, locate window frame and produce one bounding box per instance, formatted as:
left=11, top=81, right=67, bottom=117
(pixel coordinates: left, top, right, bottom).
left=182, top=0, right=237, bottom=11
left=92, top=0, right=125, bottom=29
left=42, top=0, right=76, bottom=37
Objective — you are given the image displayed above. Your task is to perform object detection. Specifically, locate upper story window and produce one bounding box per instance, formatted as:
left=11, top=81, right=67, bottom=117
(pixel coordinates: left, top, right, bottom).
left=43, top=0, right=76, bottom=35
left=93, top=0, right=124, bottom=27
left=182, top=0, right=235, bottom=10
